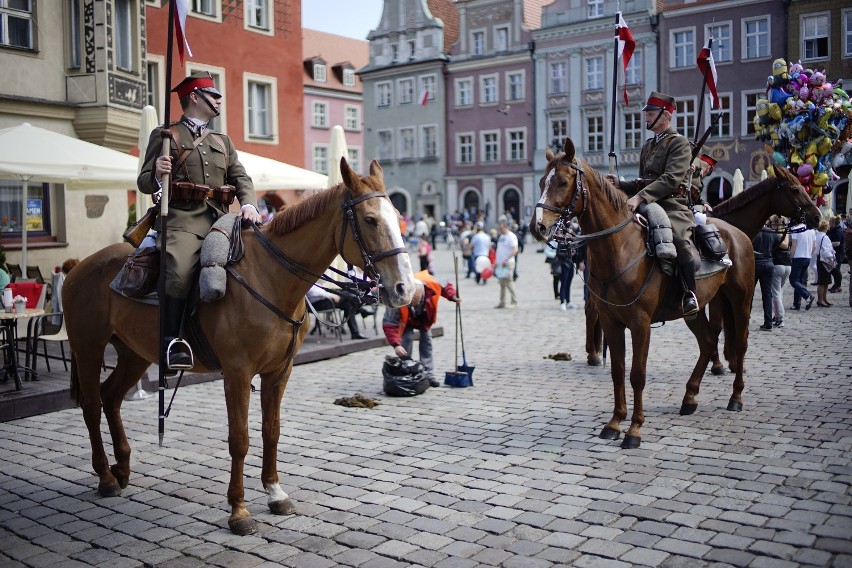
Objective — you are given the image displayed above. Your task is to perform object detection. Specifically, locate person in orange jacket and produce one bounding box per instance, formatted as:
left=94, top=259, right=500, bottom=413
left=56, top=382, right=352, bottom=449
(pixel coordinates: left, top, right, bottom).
left=383, top=270, right=460, bottom=387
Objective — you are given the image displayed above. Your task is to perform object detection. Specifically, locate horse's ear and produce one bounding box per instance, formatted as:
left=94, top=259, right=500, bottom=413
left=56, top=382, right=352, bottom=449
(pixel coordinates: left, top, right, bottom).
left=546, top=147, right=554, bottom=162
left=369, top=159, right=384, bottom=183
left=562, top=138, right=575, bottom=162
left=340, top=156, right=360, bottom=190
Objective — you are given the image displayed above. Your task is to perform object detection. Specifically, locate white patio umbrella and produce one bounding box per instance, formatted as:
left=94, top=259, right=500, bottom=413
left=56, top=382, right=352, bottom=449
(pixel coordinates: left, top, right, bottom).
left=136, top=105, right=159, bottom=223
left=327, top=125, right=349, bottom=188
left=237, top=150, right=328, bottom=191
left=760, top=169, right=768, bottom=181
left=0, top=122, right=138, bottom=272
left=732, top=168, right=744, bottom=196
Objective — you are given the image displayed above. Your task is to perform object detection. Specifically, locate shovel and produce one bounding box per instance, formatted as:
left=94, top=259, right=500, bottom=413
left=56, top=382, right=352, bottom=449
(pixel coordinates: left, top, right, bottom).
left=444, top=253, right=474, bottom=387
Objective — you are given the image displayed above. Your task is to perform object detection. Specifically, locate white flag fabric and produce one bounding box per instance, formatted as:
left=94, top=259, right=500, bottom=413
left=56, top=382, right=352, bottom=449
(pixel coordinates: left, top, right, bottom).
left=174, top=0, right=193, bottom=65
left=616, top=12, right=635, bottom=104
left=697, top=44, right=720, bottom=110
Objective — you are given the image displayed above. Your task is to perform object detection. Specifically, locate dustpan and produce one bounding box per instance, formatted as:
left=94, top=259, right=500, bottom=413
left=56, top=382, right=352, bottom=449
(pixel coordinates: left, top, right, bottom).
left=445, top=253, right=473, bottom=387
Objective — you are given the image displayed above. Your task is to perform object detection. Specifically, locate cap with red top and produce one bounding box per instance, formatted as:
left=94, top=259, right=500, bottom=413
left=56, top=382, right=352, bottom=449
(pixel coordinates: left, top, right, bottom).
left=172, top=71, right=222, bottom=99
left=641, top=91, right=676, bottom=113
left=699, top=153, right=717, bottom=168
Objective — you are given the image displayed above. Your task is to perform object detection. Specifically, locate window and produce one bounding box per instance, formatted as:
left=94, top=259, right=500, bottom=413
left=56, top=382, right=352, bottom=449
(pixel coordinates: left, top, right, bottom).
left=457, top=134, right=474, bottom=165
left=481, top=131, right=499, bottom=163
left=455, top=78, right=473, bottom=107
left=420, top=75, right=436, bottom=102
left=625, top=50, right=642, bottom=85
left=743, top=18, right=769, bottom=59
left=472, top=31, right=485, bottom=55
left=550, top=116, right=567, bottom=150
left=114, top=0, right=134, bottom=71
left=803, top=13, right=829, bottom=60
left=706, top=23, right=732, bottom=63
left=587, top=0, right=603, bottom=19
left=506, top=71, right=524, bottom=101
left=495, top=27, right=509, bottom=51
left=585, top=56, right=603, bottom=90
left=344, top=105, right=359, bottom=131
left=348, top=147, right=361, bottom=174
left=507, top=129, right=526, bottom=162
left=343, top=68, right=356, bottom=87
left=192, top=0, right=215, bottom=16
left=743, top=91, right=761, bottom=136
left=378, top=130, right=393, bottom=161
left=0, top=181, right=50, bottom=239
left=313, top=63, right=327, bottom=82
left=69, top=0, right=81, bottom=68
left=421, top=125, right=437, bottom=158
left=672, top=29, right=694, bottom=69
left=399, top=127, right=415, bottom=159
left=146, top=61, right=160, bottom=109
left=377, top=82, right=392, bottom=107
left=623, top=111, right=642, bottom=150
left=549, top=62, right=567, bottom=94
left=1, top=0, right=34, bottom=49
left=585, top=114, right=603, bottom=152
left=708, top=94, right=731, bottom=138
left=675, top=98, right=697, bottom=141
left=247, top=0, right=270, bottom=30
left=408, top=39, right=416, bottom=58
left=313, top=145, right=328, bottom=174
left=480, top=75, right=497, bottom=104
left=398, top=78, right=414, bottom=104
left=846, top=10, right=852, bottom=57
left=391, top=43, right=399, bottom=62
left=247, top=80, right=273, bottom=138
left=312, top=101, right=328, bottom=128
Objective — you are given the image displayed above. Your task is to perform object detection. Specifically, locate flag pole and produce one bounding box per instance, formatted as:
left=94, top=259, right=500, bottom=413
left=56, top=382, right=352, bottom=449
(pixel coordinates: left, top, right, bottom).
left=694, top=37, right=712, bottom=145
left=158, top=0, right=177, bottom=448
left=608, top=11, right=620, bottom=176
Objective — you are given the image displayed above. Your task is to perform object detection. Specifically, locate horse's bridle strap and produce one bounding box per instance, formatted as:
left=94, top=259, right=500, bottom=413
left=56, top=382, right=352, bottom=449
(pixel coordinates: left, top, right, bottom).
left=338, top=190, right=406, bottom=270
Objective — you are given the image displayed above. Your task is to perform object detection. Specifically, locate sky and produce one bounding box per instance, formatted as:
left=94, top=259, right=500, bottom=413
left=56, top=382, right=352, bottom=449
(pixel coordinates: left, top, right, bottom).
left=302, top=0, right=384, bottom=41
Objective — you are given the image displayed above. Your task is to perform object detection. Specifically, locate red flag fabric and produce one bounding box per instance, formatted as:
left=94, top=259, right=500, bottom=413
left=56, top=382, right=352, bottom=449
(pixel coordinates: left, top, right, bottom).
left=419, top=88, right=429, bottom=106
left=616, top=12, right=635, bottom=104
left=173, top=0, right=193, bottom=66
left=697, top=44, right=720, bottom=110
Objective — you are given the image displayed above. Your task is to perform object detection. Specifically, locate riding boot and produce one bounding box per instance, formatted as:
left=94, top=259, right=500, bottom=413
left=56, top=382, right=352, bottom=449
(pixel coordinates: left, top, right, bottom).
left=164, top=295, right=193, bottom=370
left=679, top=261, right=700, bottom=320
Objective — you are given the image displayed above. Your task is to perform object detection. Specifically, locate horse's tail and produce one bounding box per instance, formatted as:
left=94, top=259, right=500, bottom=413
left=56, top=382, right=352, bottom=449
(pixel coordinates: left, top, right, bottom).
left=69, top=352, right=81, bottom=406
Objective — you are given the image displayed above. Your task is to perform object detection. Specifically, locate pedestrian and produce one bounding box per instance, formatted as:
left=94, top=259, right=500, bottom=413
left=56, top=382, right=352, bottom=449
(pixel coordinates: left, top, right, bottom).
left=752, top=223, right=779, bottom=330
left=416, top=237, right=433, bottom=274
left=815, top=219, right=836, bottom=307
left=769, top=215, right=791, bottom=327
left=470, top=222, right=491, bottom=284
left=555, top=241, right=576, bottom=310
left=606, top=91, right=698, bottom=318
left=138, top=71, right=261, bottom=370
left=827, top=216, right=844, bottom=293
left=544, top=238, right=560, bottom=300
left=788, top=221, right=815, bottom=311
left=494, top=219, right=519, bottom=309
left=307, top=284, right=368, bottom=340
left=382, top=271, right=460, bottom=387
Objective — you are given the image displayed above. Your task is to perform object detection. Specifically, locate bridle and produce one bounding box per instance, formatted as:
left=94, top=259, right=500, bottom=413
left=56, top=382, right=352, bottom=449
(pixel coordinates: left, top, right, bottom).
left=535, top=159, right=588, bottom=243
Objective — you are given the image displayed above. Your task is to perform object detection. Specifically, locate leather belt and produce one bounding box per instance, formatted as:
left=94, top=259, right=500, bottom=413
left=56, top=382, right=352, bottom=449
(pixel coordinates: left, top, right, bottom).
left=171, top=181, right=236, bottom=205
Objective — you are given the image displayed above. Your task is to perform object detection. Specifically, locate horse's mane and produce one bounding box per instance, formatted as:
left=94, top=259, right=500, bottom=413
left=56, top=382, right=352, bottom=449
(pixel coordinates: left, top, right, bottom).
left=577, top=158, right=629, bottom=215
left=267, top=184, right=345, bottom=235
left=711, top=174, right=785, bottom=217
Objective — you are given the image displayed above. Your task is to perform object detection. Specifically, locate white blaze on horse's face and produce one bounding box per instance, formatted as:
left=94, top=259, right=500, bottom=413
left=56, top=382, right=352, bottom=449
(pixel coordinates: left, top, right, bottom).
left=536, top=168, right=557, bottom=228
left=376, top=197, right=415, bottom=307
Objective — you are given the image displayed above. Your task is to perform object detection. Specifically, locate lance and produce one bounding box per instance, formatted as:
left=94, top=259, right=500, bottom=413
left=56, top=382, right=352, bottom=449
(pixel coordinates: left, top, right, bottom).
left=694, top=37, right=713, bottom=146
left=685, top=109, right=725, bottom=201
left=608, top=10, right=620, bottom=176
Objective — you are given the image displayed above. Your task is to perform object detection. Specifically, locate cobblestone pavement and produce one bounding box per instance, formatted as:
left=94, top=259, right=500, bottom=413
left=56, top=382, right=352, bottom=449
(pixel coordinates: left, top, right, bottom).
left=1, top=242, right=850, bottom=568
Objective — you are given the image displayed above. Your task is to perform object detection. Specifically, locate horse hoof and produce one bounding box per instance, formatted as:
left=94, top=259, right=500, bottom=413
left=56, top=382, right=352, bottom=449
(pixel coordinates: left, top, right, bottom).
left=109, top=464, right=129, bottom=489
left=710, top=366, right=725, bottom=376
left=97, top=481, right=122, bottom=498
left=680, top=403, right=698, bottom=415
left=727, top=399, right=743, bottom=412
left=269, top=498, right=296, bottom=515
left=599, top=427, right=620, bottom=440
left=621, top=435, right=641, bottom=449
left=228, top=517, right=257, bottom=536
left=587, top=356, right=602, bottom=367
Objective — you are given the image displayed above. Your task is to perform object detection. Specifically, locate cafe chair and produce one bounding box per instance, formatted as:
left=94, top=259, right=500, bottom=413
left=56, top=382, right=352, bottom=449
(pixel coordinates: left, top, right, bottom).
left=28, top=312, right=69, bottom=372
left=360, top=304, right=380, bottom=335
left=26, top=266, right=45, bottom=285
left=6, top=263, right=22, bottom=282
left=309, top=306, right=344, bottom=342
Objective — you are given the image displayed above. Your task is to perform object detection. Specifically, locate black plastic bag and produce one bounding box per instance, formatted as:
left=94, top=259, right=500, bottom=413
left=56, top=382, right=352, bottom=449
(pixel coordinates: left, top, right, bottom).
left=382, top=356, right=430, bottom=397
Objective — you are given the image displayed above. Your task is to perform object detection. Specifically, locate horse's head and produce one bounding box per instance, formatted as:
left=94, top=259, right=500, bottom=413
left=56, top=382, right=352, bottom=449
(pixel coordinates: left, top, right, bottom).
left=529, top=138, right=586, bottom=242
left=338, top=157, right=415, bottom=307
left=771, top=164, right=821, bottom=228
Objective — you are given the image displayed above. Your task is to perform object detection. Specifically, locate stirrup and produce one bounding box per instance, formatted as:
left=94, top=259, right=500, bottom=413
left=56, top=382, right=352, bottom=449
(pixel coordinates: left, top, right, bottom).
left=166, top=338, right=194, bottom=370
left=682, top=291, right=699, bottom=321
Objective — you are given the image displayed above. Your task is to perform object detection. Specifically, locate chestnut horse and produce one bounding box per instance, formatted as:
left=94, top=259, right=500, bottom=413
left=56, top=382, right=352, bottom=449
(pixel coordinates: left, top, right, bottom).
left=64, top=159, right=415, bottom=535
left=584, top=165, right=821, bottom=372
left=530, top=139, right=755, bottom=449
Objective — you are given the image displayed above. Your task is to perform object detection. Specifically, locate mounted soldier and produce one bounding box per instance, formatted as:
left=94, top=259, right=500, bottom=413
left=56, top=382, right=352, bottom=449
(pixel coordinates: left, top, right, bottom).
left=138, top=71, right=262, bottom=370
left=606, top=91, right=699, bottom=318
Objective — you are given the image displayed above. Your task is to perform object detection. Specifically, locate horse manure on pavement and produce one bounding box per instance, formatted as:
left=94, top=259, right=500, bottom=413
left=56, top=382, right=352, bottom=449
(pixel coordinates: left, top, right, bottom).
left=334, top=394, right=380, bottom=408
left=545, top=352, right=573, bottom=361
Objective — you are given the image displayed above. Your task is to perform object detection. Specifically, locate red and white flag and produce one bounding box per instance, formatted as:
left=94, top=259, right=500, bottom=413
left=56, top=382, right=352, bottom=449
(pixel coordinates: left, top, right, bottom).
left=616, top=12, right=635, bottom=104
left=697, top=43, right=720, bottom=110
left=173, top=0, right=193, bottom=66
left=419, top=88, right=429, bottom=106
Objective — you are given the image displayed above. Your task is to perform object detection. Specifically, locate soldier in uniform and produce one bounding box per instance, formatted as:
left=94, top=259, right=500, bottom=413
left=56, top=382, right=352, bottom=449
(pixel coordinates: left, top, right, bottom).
left=138, top=72, right=262, bottom=369
left=685, top=153, right=717, bottom=212
left=606, top=91, right=699, bottom=318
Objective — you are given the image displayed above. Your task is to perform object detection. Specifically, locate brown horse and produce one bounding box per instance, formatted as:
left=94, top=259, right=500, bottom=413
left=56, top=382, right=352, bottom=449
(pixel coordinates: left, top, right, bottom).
left=64, top=158, right=415, bottom=535
left=530, top=138, right=755, bottom=449
left=584, top=165, right=821, bottom=372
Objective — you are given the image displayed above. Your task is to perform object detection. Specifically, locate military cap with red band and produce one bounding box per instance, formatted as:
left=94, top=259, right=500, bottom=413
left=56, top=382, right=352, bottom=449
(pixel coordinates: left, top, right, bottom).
left=172, top=72, right=222, bottom=99
left=699, top=153, right=717, bottom=167
left=641, top=91, right=676, bottom=113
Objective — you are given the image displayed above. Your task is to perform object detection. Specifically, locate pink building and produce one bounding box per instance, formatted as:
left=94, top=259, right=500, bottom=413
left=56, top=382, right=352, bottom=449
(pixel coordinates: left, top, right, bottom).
left=303, top=30, right=369, bottom=178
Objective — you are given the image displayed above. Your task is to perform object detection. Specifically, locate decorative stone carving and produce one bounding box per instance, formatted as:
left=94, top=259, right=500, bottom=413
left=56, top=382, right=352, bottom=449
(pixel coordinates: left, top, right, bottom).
left=85, top=195, right=110, bottom=218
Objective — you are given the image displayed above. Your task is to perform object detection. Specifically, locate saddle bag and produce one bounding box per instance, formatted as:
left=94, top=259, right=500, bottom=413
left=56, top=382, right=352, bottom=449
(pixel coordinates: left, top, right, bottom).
left=694, top=223, right=728, bottom=261
left=116, top=247, right=160, bottom=298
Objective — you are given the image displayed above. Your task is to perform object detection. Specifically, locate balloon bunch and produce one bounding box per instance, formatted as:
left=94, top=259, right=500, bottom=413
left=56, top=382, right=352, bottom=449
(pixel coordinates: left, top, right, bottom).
left=753, top=58, right=851, bottom=205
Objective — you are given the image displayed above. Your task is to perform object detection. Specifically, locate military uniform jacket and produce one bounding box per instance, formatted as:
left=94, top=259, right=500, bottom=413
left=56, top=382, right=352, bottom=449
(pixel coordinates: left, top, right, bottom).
left=137, top=120, right=257, bottom=238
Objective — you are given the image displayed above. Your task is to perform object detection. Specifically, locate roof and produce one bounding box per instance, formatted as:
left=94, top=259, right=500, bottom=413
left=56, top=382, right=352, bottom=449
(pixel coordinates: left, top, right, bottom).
left=302, top=29, right=369, bottom=91
left=522, top=0, right=549, bottom=30
left=427, top=0, right=460, bottom=53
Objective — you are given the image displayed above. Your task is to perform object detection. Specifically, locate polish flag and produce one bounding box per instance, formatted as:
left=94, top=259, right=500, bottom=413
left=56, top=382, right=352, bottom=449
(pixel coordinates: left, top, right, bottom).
left=616, top=11, right=635, bottom=104
left=173, top=0, right=193, bottom=66
left=419, top=88, right=429, bottom=106
left=697, top=43, right=720, bottom=110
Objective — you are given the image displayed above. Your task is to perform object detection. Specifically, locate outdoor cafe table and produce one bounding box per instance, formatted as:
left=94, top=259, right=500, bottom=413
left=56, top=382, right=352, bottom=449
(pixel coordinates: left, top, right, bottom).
left=0, top=308, right=44, bottom=391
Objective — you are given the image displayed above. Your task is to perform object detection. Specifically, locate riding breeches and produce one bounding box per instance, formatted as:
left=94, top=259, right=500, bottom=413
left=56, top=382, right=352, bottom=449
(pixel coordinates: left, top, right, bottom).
left=158, top=229, right=204, bottom=299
